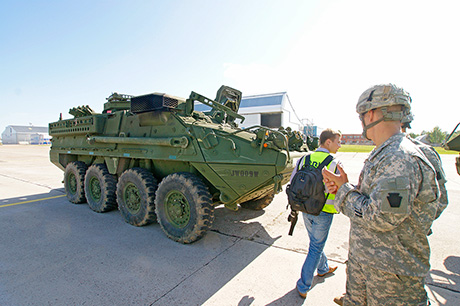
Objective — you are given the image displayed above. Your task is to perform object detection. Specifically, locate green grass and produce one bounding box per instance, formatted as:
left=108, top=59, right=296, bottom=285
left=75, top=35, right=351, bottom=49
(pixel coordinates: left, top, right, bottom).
left=339, top=145, right=375, bottom=153
left=433, top=147, right=459, bottom=155
left=339, top=144, right=459, bottom=155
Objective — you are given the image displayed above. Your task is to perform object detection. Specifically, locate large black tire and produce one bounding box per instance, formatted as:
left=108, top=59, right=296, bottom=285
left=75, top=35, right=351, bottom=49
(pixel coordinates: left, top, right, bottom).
left=84, top=164, right=117, bottom=213
left=240, top=192, right=275, bottom=210
left=116, top=168, right=158, bottom=226
left=64, top=161, right=88, bottom=204
left=155, top=172, right=214, bottom=244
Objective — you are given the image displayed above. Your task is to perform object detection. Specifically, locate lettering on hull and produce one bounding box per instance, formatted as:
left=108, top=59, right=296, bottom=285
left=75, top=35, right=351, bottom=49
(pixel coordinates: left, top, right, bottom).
left=230, top=170, right=259, bottom=177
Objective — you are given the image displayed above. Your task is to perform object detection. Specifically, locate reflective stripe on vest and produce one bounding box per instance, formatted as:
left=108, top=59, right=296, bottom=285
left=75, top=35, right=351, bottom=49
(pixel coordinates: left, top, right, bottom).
left=300, top=151, right=338, bottom=214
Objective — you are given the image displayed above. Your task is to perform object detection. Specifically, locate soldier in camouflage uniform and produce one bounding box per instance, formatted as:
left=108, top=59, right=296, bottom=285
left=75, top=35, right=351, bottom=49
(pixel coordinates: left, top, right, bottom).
left=322, top=84, right=446, bottom=305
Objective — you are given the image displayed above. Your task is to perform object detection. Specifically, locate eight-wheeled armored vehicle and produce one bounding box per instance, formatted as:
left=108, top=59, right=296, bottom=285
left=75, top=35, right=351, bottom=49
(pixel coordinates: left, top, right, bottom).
left=49, top=86, right=312, bottom=243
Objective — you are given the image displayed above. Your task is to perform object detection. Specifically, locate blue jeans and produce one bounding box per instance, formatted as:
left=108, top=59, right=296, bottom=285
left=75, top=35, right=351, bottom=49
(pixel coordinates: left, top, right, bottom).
left=296, top=211, right=334, bottom=294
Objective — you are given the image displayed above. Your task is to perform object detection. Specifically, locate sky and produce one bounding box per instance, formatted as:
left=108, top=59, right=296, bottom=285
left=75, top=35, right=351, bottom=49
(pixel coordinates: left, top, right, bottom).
left=1, top=0, right=459, bottom=136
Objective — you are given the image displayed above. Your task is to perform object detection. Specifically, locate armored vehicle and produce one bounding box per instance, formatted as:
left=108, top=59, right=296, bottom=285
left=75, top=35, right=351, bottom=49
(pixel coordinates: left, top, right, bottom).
left=49, top=86, right=312, bottom=243
left=444, top=122, right=460, bottom=175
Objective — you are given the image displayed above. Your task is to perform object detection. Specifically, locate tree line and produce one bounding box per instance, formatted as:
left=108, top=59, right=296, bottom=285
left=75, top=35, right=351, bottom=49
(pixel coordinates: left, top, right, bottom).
left=409, top=126, right=460, bottom=146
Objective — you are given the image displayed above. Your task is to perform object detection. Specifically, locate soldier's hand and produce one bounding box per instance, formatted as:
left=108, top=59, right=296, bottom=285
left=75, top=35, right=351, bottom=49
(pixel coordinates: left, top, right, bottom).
left=324, top=177, right=338, bottom=194
left=322, top=164, right=348, bottom=189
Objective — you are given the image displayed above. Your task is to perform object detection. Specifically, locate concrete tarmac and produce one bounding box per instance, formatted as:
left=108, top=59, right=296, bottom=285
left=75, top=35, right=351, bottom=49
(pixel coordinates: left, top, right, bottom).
left=0, top=145, right=459, bottom=305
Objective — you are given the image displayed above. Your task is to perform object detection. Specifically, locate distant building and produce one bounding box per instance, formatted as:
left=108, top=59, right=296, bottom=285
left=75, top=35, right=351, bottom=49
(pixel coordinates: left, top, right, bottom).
left=304, top=125, right=318, bottom=137
left=238, top=92, right=303, bottom=131
left=195, top=92, right=304, bottom=132
left=1, top=125, right=50, bottom=144
left=341, top=133, right=373, bottom=145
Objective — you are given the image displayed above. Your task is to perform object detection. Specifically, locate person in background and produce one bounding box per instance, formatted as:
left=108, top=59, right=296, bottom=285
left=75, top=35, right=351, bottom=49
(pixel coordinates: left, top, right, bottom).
left=293, top=128, right=343, bottom=299
left=323, top=84, right=443, bottom=305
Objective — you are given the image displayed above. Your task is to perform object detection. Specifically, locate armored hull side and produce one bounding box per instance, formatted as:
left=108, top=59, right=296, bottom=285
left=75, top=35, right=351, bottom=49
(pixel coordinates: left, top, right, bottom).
left=49, top=86, right=312, bottom=243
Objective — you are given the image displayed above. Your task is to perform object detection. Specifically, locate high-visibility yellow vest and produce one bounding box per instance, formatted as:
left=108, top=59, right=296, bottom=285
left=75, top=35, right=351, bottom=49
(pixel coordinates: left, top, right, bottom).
left=299, top=151, right=338, bottom=214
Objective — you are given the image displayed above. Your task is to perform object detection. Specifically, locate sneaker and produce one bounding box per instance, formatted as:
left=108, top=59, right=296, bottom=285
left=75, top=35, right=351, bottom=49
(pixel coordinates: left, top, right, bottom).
left=317, top=266, right=338, bottom=277
left=333, top=294, right=345, bottom=305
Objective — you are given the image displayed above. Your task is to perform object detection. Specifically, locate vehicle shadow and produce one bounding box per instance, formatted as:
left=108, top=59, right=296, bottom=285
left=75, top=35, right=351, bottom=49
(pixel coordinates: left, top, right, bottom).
left=0, top=187, right=65, bottom=206
left=0, top=188, right=284, bottom=306
left=211, top=205, right=275, bottom=241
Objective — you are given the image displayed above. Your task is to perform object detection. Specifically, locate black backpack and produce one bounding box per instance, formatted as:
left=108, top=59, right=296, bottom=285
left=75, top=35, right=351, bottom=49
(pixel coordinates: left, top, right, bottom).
left=286, top=153, right=333, bottom=235
left=286, top=153, right=333, bottom=216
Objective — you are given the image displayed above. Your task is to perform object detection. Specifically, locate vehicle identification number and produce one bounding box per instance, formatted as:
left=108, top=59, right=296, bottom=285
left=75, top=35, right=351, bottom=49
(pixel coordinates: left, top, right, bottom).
left=230, top=170, right=259, bottom=177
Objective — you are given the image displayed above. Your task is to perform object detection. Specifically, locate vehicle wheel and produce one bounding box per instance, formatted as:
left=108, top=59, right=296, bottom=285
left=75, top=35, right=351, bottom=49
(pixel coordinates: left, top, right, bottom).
left=84, top=164, right=117, bottom=213
left=117, top=168, right=158, bottom=226
left=155, top=172, right=214, bottom=244
left=64, top=161, right=88, bottom=204
left=240, top=192, right=275, bottom=210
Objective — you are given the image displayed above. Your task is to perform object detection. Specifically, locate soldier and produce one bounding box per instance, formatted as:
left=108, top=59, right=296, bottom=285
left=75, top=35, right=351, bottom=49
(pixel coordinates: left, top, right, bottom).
left=322, top=84, right=445, bottom=305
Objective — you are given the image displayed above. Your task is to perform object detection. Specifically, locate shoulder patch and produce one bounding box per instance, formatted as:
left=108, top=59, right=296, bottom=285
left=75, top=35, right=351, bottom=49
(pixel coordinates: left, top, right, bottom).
left=380, top=177, right=409, bottom=214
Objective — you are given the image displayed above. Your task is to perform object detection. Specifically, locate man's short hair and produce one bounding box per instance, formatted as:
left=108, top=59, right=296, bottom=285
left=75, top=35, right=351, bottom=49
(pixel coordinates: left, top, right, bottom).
left=319, top=128, right=341, bottom=145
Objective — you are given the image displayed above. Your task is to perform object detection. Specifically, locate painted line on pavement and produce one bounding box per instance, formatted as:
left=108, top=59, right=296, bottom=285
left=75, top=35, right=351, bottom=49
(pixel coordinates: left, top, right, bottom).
left=0, top=194, right=66, bottom=208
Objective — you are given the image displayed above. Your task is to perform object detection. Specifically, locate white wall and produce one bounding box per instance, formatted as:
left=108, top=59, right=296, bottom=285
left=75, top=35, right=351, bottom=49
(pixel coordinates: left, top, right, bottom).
left=281, top=109, right=302, bottom=131
left=239, top=105, right=282, bottom=115
left=1, top=127, right=17, bottom=144
left=238, top=113, right=260, bottom=128
left=236, top=93, right=304, bottom=132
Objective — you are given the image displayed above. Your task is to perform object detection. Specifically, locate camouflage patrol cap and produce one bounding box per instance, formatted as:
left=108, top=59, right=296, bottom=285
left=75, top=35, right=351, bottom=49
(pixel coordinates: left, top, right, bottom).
left=356, top=84, right=412, bottom=115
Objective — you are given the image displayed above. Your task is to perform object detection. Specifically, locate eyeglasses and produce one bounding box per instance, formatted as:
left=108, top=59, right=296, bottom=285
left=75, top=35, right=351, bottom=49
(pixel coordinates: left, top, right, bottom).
left=359, top=111, right=368, bottom=122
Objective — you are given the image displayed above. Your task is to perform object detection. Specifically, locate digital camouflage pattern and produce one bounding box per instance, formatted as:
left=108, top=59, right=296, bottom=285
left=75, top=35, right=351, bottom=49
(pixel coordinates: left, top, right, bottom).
left=344, top=257, right=428, bottom=306
left=408, top=135, right=448, bottom=219
left=356, top=83, right=412, bottom=115
left=356, top=84, right=413, bottom=140
left=334, top=133, right=441, bottom=277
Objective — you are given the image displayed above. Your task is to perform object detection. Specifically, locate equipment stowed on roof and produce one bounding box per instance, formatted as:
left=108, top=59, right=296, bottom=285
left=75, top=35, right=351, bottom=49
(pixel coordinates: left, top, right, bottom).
left=48, top=85, right=316, bottom=244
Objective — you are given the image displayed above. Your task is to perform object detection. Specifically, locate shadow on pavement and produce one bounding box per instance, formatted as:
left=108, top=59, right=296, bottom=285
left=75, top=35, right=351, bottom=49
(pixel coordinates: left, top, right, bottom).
left=0, top=188, right=65, bottom=206
left=427, top=255, right=460, bottom=305
left=0, top=189, right=282, bottom=306
left=238, top=295, right=256, bottom=305
left=265, top=288, right=305, bottom=306
left=211, top=205, right=271, bottom=240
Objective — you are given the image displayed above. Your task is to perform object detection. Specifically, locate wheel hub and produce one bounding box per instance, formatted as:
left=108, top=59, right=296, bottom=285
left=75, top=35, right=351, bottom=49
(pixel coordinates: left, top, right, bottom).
left=89, top=177, right=101, bottom=201
left=165, top=191, right=190, bottom=228
left=124, top=183, right=141, bottom=214
left=68, top=173, right=77, bottom=194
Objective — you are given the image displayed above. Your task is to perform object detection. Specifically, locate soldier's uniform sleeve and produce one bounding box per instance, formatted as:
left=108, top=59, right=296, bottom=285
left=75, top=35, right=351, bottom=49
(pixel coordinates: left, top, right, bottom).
left=334, top=155, right=439, bottom=232
left=435, top=183, right=448, bottom=220
left=430, top=148, right=449, bottom=219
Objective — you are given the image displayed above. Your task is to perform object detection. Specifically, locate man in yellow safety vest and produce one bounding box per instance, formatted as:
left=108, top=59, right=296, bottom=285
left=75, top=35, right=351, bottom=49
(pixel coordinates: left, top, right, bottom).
left=293, top=128, right=343, bottom=299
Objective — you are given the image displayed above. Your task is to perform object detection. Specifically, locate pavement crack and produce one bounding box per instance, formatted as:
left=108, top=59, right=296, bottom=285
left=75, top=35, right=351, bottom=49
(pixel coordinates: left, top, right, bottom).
left=210, top=228, right=347, bottom=265
left=0, top=173, right=56, bottom=190
left=426, top=281, right=460, bottom=294
left=148, top=235, right=242, bottom=306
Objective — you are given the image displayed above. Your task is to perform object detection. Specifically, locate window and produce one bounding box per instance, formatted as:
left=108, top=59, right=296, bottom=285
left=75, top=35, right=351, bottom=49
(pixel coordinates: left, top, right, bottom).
left=261, top=113, right=282, bottom=128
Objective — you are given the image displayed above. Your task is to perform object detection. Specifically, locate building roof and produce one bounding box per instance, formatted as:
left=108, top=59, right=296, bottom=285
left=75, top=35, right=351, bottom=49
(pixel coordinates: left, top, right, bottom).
left=194, top=92, right=287, bottom=112
left=240, top=92, right=286, bottom=108
left=4, top=125, right=49, bottom=134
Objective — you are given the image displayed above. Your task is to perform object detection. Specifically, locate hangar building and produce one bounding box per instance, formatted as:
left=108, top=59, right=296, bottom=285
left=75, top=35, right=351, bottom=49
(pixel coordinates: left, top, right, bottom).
left=1, top=125, right=50, bottom=145
left=195, top=91, right=313, bottom=134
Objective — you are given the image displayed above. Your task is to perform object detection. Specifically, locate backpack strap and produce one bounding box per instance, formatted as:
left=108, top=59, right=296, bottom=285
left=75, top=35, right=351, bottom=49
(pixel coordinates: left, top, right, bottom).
left=300, top=153, right=333, bottom=170
left=299, top=153, right=312, bottom=170
left=319, top=154, right=333, bottom=201
left=318, top=154, right=333, bottom=170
